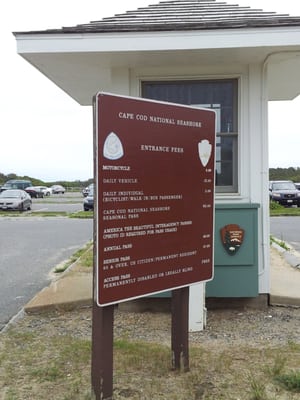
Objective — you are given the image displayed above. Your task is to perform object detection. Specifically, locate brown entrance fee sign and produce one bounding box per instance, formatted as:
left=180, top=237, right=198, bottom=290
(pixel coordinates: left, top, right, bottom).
left=95, top=92, right=216, bottom=306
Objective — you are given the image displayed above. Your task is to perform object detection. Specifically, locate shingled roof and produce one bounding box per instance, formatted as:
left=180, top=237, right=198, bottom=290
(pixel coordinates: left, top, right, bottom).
left=19, top=0, right=300, bottom=35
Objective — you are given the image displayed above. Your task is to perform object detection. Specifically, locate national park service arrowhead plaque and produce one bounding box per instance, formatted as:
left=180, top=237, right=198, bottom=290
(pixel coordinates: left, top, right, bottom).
left=220, top=224, right=244, bottom=255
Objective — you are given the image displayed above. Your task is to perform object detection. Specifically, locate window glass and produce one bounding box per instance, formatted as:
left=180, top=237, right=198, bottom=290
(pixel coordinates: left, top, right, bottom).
left=142, top=80, right=238, bottom=192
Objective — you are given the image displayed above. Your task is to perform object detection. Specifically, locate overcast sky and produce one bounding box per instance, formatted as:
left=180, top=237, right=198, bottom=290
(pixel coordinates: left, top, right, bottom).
left=1, top=0, right=300, bottom=182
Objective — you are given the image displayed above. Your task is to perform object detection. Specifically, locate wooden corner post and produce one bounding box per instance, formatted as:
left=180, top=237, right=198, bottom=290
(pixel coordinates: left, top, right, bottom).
left=91, top=302, right=114, bottom=400
left=171, top=286, right=190, bottom=372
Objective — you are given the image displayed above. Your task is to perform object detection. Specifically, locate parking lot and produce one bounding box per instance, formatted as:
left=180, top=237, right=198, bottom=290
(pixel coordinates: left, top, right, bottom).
left=31, top=192, right=85, bottom=213
left=0, top=192, right=93, bottom=330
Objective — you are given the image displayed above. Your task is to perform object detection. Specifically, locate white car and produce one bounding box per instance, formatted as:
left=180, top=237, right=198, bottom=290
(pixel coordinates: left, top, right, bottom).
left=37, top=186, right=52, bottom=196
left=50, top=185, right=65, bottom=194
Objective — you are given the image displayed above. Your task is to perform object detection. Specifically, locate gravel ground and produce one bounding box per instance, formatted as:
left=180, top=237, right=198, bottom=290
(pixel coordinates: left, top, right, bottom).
left=6, top=247, right=300, bottom=346
left=4, top=244, right=299, bottom=346
left=8, top=304, right=300, bottom=348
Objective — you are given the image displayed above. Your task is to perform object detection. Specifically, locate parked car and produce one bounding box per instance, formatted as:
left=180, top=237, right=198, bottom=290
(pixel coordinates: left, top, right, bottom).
left=82, top=183, right=94, bottom=197
left=0, top=179, right=32, bottom=193
left=35, top=186, right=52, bottom=196
left=82, top=187, right=89, bottom=197
left=269, top=180, right=300, bottom=207
left=0, top=189, right=32, bottom=211
left=25, top=186, right=45, bottom=198
left=50, top=184, right=65, bottom=194
left=83, top=186, right=94, bottom=211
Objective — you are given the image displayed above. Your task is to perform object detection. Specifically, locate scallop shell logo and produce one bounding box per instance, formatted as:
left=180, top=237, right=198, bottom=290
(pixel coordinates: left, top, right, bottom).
left=103, top=132, right=124, bottom=160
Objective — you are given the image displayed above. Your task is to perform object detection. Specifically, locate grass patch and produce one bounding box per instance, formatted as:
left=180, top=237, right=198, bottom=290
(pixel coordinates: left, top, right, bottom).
left=53, top=264, right=69, bottom=274
left=270, top=202, right=300, bottom=216
left=0, top=210, right=69, bottom=217
left=53, top=242, right=93, bottom=273
left=275, top=371, right=300, bottom=392
left=269, top=200, right=285, bottom=211
left=270, top=235, right=291, bottom=250
left=80, top=245, right=93, bottom=268
left=267, top=353, right=287, bottom=377
left=0, top=210, right=30, bottom=216
left=1, top=324, right=300, bottom=399
left=1, top=330, right=91, bottom=399
left=69, top=210, right=93, bottom=219
left=0, top=210, right=92, bottom=218
left=247, top=373, right=267, bottom=400
left=35, top=198, right=83, bottom=203
left=32, top=211, right=69, bottom=217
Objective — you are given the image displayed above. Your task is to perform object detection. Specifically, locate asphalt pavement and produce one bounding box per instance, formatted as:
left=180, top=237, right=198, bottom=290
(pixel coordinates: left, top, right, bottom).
left=31, top=192, right=84, bottom=213
left=270, top=216, right=300, bottom=253
left=0, top=190, right=93, bottom=331
left=2, top=205, right=300, bottom=331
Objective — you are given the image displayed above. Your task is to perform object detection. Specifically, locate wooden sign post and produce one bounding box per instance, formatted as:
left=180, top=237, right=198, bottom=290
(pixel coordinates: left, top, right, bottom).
left=92, top=93, right=216, bottom=399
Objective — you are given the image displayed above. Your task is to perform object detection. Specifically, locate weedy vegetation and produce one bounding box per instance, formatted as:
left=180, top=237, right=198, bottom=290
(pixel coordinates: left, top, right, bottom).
left=270, top=235, right=291, bottom=251
left=0, top=210, right=299, bottom=399
left=269, top=201, right=300, bottom=216
left=53, top=242, right=93, bottom=274
left=1, top=326, right=300, bottom=399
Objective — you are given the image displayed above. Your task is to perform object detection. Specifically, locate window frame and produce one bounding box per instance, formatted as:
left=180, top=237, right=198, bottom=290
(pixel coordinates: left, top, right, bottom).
left=141, top=78, right=239, bottom=193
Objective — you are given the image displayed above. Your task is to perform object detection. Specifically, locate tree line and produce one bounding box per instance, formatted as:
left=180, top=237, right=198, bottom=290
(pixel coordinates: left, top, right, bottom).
left=0, top=172, right=93, bottom=189
left=269, top=167, right=300, bottom=182
left=1, top=168, right=300, bottom=188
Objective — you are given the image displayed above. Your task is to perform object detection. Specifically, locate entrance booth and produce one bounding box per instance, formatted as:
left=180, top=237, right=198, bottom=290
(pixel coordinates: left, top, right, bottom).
left=14, top=0, right=300, bottom=309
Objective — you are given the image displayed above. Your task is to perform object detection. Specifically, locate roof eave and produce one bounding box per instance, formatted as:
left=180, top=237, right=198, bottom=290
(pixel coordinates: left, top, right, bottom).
left=14, top=26, right=300, bottom=105
left=14, top=25, right=300, bottom=54
left=13, top=18, right=300, bottom=35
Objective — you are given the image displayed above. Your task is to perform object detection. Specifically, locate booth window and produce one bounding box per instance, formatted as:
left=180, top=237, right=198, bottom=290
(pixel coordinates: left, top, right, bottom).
left=142, top=79, right=238, bottom=193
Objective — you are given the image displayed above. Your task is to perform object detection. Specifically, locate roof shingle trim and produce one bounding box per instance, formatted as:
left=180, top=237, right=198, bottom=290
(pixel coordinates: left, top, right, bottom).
left=14, top=0, right=300, bottom=35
